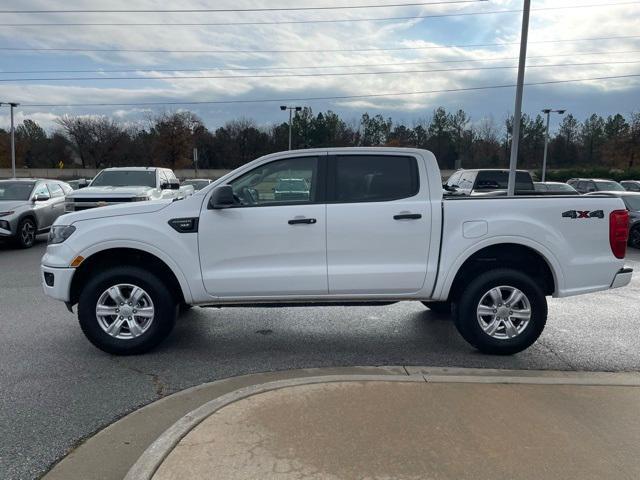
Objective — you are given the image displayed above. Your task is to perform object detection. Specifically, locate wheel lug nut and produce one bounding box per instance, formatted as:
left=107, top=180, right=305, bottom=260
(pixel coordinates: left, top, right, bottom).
left=493, top=309, right=497, bottom=313
left=115, top=309, right=119, bottom=313
left=132, top=309, right=137, bottom=313
left=119, top=316, right=123, bottom=320
left=510, top=311, right=513, bottom=315
left=120, top=303, right=124, bottom=306
left=128, top=317, right=132, bottom=320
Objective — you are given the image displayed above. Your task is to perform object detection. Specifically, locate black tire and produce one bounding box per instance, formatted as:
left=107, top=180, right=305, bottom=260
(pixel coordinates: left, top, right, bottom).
left=421, top=301, right=452, bottom=315
left=453, top=268, right=547, bottom=355
left=15, top=217, right=36, bottom=249
left=628, top=226, right=640, bottom=249
left=78, top=266, right=178, bottom=355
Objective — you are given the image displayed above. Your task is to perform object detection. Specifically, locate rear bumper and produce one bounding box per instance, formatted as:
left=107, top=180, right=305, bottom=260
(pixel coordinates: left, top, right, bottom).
left=610, top=267, right=633, bottom=289
left=41, top=265, right=75, bottom=302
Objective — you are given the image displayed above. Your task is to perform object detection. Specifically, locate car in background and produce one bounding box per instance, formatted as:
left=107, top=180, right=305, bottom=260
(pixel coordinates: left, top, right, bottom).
left=586, top=190, right=640, bottom=248
left=620, top=180, right=640, bottom=192
left=567, top=178, right=625, bottom=194
left=64, top=167, right=194, bottom=212
left=444, top=169, right=535, bottom=195
left=0, top=178, right=70, bottom=248
left=533, top=182, right=578, bottom=195
left=67, top=178, right=90, bottom=190
left=181, top=178, right=213, bottom=191
left=274, top=177, right=310, bottom=201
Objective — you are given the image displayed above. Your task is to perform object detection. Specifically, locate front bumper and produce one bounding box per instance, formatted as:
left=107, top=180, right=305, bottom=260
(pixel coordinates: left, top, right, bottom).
left=41, top=265, right=75, bottom=302
left=610, top=267, right=633, bottom=289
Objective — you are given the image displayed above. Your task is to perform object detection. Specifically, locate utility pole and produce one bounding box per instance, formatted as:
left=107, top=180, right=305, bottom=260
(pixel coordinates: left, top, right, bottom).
left=507, top=0, right=531, bottom=196
left=193, top=147, right=199, bottom=178
left=541, top=108, right=566, bottom=182
left=0, top=102, right=19, bottom=178
left=280, top=105, right=302, bottom=150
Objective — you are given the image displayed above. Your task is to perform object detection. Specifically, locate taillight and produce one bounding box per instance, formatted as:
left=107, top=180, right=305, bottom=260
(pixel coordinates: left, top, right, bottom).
left=609, top=209, right=629, bottom=259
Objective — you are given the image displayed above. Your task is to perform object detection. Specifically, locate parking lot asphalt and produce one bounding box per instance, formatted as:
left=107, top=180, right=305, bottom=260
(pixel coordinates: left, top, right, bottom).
left=1, top=239, right=640, bottom=480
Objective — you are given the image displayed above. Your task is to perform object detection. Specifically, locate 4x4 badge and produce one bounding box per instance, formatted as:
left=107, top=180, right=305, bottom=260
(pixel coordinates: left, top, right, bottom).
left=562, top=210, right=604, bottom=219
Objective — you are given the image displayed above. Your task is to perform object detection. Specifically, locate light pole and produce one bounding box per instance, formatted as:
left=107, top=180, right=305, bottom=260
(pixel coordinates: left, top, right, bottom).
left=541, top=108, right=565, bottom=182
left=0, top=102, right=19, bottom=178
left=280, top=105, right=302, bottom=150
left=506, top=0, right=531, bottom=196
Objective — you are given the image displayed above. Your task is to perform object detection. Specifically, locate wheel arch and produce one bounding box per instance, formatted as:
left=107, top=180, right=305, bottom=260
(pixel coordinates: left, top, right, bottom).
left=69, top=245, right=191, bottom=306
left=438, top=240, right=560, bottom=303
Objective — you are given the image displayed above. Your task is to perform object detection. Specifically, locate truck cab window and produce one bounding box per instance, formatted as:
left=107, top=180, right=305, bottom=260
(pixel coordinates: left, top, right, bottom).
left=333, top=155, right=418, bottom=203
left=230, top=156, right=318, bottom=206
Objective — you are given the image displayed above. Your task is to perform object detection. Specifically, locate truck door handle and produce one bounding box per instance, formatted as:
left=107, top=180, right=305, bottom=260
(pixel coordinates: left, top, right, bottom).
left=288, top=218, right=317, bottom=225
left=394, top=213, right=421, bottom=220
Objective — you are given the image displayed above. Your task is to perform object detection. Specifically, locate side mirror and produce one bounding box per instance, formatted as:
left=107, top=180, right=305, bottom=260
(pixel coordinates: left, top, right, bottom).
left=160, top=182, right=170, bottom=190
left=208, top=185, right=235, bottom=209
left=34, top=194, right=50, bottom=202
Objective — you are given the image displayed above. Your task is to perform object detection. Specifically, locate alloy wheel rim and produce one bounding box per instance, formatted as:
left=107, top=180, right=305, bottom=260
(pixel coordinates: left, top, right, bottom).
left=21, top=221, right=35, bottom=245
left=96, top=284, right=155, bottom=340
left=476, top=285, right=532, bottom=340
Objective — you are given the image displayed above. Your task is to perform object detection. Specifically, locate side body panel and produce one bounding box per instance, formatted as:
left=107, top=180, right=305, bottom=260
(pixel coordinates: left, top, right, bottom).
left=434, top=195, right=628, bottom=300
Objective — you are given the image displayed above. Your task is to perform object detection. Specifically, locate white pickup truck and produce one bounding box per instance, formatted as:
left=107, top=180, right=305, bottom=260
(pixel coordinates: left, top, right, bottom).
left=42, top=148, right=633, bottom=356
left=64, top=167, right=194, bottom=212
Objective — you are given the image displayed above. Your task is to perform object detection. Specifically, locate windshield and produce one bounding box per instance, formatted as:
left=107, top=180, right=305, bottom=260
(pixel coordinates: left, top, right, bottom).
left=0, top=181, right=35, bottom=201
left=91, top=170, right=156, bottom=188
left=595, top=181, right=624, bottom=191
left=623, top=196, right=640, bottom=211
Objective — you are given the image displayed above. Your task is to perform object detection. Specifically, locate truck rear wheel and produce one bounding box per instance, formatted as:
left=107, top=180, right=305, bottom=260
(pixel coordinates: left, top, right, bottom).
left=78, top=266, right=177, bottom=355
left=453, top=268, right=547, bottom=355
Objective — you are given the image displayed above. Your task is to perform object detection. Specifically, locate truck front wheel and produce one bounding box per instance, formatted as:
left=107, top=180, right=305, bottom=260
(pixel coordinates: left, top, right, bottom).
left=453, top=269, right=547, bottom=355
left=78, top=266, right=178, bottom=355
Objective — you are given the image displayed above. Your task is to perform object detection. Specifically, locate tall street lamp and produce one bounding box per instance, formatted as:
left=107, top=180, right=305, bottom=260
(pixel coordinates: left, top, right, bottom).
left=541, top=108, right=566, bottom=182
left=0, top=102, right=19, bottom=178
left=280, top=105, right=302, bottom=150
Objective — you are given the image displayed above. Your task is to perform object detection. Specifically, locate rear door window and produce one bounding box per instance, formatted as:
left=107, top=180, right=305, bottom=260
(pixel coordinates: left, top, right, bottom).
left=332, top=155, right=419, bottom=203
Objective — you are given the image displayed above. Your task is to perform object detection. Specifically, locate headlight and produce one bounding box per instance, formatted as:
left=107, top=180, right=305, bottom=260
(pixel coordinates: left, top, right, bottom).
left=0, top=211, right=14, bottom=218
left=48, top=225, right=76, bottom=244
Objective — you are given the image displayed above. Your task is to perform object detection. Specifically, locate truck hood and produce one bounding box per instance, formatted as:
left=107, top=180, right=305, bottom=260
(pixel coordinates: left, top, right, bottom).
left=67, top=185, right=153, bottom=198
left=57, top=199, right=171, bottom=225
left=0, top=200, right=30, bottom=211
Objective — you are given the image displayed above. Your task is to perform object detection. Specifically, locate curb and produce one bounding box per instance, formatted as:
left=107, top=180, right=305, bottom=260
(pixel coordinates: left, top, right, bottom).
left=124, top=368, right=640, bottom=480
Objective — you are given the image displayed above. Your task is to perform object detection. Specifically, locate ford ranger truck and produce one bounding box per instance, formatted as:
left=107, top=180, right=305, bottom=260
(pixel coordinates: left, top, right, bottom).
left=41, top=148, right=633, bottom=356
left=64, top=167, right=193, bottom=212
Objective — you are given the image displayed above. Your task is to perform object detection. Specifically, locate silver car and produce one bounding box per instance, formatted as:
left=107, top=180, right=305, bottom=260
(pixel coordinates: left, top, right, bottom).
left=0, top=178, right=70, bottom=248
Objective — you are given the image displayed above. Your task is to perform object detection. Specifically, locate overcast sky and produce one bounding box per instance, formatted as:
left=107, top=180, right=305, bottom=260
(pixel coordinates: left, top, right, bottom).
left=0, top=0, right=639, bottom=132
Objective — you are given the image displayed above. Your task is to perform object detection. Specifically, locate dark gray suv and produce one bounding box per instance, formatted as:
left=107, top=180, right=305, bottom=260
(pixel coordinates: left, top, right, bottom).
left=0, top=178, right=71, bottom=248
left=585, top=190, right=640, bottom=248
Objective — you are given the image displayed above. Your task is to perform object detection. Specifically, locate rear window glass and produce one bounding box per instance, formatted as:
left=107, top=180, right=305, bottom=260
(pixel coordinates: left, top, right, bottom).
left=595, top=181, right=625, bottom=192
left=474, top=171, right=533, bottom=191
left=334, top=155, right=419, bottom=203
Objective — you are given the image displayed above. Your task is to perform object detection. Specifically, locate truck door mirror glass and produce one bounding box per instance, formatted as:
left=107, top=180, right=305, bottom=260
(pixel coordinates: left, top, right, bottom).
left=208, top=185, right=235, bottom=209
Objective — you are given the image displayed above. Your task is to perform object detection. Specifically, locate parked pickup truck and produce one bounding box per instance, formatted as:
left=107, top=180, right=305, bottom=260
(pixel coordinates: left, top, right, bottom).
left=41, top=148, right=633, bottom=356
left=64, top=167, right=193, bottom=212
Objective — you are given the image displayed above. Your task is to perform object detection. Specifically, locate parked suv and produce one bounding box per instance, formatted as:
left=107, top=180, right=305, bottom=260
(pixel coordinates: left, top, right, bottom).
left=586, top=190, right=640, bottom=248
left=0, top=178, right=70, bottom=248
left=445, top=169, right=534, bottom=195
left=567, top=178, right=625, bottom=194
